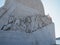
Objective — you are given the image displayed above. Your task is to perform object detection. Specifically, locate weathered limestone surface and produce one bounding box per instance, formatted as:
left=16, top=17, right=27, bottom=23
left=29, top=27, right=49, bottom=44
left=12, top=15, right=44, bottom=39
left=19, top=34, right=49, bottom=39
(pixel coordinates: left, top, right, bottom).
left=5, top=0, right=45, bottom=15
left=0, top=0, right=52, bottom=32
left=0, top=0, right=56, bottom=45
left=0, top=23, right=55, bottom=45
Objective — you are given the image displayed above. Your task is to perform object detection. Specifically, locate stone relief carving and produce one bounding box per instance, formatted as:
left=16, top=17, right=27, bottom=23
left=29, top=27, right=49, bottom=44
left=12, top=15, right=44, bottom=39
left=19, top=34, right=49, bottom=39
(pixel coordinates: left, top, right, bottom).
left=1, top=15, right=16, bottom=31
left=1, top=15, right=52, bottom=33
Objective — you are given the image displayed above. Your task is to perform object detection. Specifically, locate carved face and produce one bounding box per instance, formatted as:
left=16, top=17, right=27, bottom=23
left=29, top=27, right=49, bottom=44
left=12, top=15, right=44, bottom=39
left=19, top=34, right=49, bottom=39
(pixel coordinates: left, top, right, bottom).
left=24, top=16, right=31, bottom=23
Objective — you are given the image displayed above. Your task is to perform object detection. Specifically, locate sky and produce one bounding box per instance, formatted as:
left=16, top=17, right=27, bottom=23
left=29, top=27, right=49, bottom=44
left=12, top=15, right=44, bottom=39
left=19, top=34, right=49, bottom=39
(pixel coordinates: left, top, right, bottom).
left=0, top=0, right=5, bottom=7
left=0, top=0, right=60, bottom=38
left=41, top=0, right=60, bottom=38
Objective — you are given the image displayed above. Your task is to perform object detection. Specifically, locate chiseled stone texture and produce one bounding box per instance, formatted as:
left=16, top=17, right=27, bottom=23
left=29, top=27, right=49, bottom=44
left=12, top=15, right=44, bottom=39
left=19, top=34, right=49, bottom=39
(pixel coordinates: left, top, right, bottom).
left=0, top=0, right=52, bottom=32
left=0, top=23, right=56, bottom=45
left=16, top=0, right=45, bottom=15
left=0, top=15, right=52, bottom=32
left=5, top=0, right=45, bottom=15
left=0, top=0, right=56, bottom=45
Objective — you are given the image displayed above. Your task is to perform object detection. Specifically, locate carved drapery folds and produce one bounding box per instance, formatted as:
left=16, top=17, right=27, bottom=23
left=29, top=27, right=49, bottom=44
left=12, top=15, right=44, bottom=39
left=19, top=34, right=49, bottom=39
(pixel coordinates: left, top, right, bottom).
left=1, top=14, right=52, bottom=33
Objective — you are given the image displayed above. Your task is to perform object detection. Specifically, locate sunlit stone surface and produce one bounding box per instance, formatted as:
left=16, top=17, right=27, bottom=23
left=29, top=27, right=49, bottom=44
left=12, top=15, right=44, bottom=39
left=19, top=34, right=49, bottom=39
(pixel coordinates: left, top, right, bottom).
left=0, top=0, right=56, bottom=45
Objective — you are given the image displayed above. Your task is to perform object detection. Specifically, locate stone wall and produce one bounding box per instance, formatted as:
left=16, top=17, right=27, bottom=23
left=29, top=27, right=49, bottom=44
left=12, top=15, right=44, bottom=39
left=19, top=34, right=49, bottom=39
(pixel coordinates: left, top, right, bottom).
left=0, top=23, right=56, bottom=45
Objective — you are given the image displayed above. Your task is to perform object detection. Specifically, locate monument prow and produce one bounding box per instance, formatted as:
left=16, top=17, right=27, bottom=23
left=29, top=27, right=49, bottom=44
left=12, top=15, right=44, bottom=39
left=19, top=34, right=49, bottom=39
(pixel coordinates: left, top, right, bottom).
left=0, top=0, right=56, bottom=45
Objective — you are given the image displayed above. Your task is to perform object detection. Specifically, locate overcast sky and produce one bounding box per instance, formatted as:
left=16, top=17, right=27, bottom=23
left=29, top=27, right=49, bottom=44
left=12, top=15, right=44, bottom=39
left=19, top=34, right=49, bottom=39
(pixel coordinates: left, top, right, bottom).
left=0, top=0, right=60, bottom=38
left=42, top=0, right=60, bottom=38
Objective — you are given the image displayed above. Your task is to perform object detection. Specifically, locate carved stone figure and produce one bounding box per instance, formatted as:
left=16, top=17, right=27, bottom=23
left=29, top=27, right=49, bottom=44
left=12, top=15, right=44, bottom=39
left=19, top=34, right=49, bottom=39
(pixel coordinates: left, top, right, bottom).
left=0, top=0, right=56, bottom=45
left=0, top=0, right=52, bottom=32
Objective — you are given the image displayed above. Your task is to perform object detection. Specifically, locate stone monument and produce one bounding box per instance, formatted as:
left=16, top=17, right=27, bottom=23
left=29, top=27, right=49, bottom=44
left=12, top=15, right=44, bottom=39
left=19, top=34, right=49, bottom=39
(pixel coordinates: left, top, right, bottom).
left=0, top=0, right=56, bottom=45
